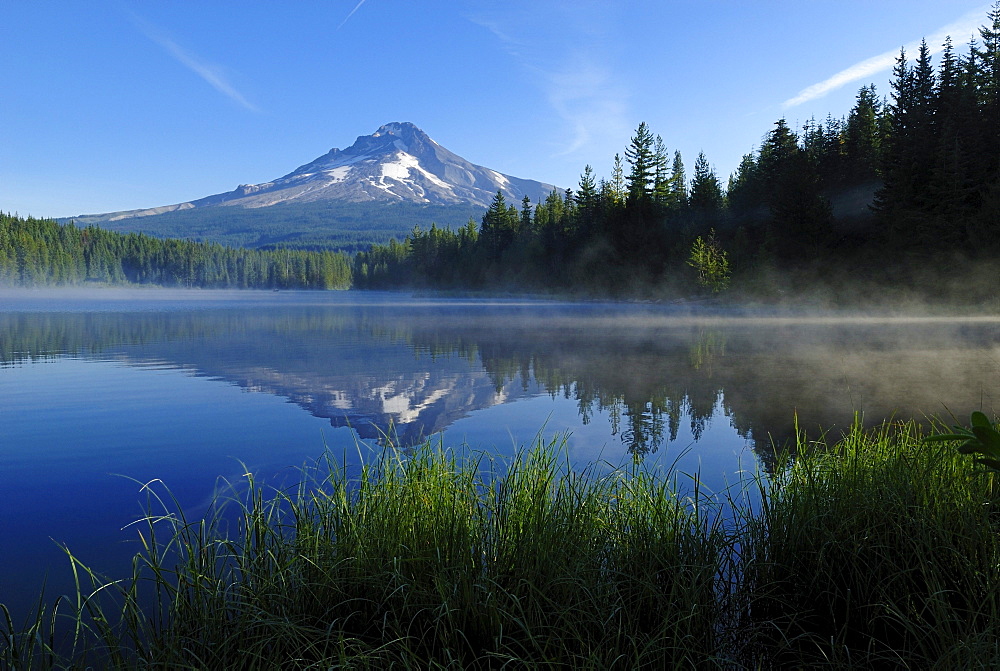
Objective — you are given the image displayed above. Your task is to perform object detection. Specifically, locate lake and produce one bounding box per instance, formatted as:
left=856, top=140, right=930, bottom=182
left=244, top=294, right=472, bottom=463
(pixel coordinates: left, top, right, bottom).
left=2, top=288, right=1000, bottom=620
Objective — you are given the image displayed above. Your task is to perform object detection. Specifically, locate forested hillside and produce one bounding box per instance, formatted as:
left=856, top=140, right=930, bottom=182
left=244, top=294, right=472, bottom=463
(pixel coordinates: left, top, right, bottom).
left=356, top=6, right=1000, bottom=300
left=0, top=213, right=351, bottom=289
left=71, top=200, right=487, bottom=254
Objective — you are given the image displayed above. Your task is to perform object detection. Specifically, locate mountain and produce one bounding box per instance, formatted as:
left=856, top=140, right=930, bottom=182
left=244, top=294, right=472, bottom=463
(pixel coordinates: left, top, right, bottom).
left=67, top=123, right=560, bottom=252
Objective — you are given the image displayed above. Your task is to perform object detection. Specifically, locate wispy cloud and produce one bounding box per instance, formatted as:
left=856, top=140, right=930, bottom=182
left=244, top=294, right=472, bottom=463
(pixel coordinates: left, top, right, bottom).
left=545, top=57, right=629, bottom=156
left=338, top=0, right=370, bottom=30
left=469, top=10, right=628, bottom=158
left=783, top=4, right=992, bottom=108
left=132, top=14, right=260, bottom=113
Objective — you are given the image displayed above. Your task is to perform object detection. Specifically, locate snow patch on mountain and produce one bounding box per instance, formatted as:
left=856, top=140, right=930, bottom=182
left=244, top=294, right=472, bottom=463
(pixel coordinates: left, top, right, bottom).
left=380, top=153, right=414, bottom=182
left=490, top=170, right=511, bottom=188
left=324, top=166, right=352, bottom=182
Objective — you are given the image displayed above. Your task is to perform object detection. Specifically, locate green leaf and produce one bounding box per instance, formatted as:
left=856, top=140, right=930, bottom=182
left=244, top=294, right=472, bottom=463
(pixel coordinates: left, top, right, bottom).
left=971, top=425, right=1000, bottom=455
left=958, top=442, right=988, bottom=455
left=975, top=458, right=1000, bottom=472
left=970, top=411, right=992, bottom=429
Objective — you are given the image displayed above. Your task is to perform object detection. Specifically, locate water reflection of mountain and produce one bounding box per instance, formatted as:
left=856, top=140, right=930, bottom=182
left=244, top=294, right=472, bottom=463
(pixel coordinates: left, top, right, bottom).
left=3, top=304, right=1000, bottom=463
left=0, top=309, right=540, bottom=446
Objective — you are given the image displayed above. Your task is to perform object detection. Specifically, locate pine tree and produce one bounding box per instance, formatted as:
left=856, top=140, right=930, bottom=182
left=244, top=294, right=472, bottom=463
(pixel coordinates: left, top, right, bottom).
left=928, top=35, right=976, bottom=236
left=877, top=41, right=944, bottom=245
left=726, top=153, right=762, bottom=214
left=480, top=191, right=518, bottom=261
left=577, top=164, right=599, bottom=234
left=937, top=36, right=960, bottom=108
left=757, top=119, right=799, bottom=184
left=975, top=3, right=1000, bottom=176
left=669, top=150, right=687, bottom=209
left=610, top=154, right=626, bottom=204
left=625, top=122, right=656, bottom=201
left=520, top=195, right=534, bottom=236
left=562, top=187, right=577, bottom=237
left=652, top=136, right=671, bottom=206
left=844, top=85, right=881, bottom=180
left=977, top=3, right=1000, bottom=106
left=874, top=48, right=914, bottom=229
left=753, top=119, right=832, bottom=259
left=689, top=152, right=723, bottom=212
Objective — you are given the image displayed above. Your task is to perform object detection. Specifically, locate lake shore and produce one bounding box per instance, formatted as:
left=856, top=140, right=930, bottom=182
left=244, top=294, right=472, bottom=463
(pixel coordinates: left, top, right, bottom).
left=5, top=418, right=999, bottom=668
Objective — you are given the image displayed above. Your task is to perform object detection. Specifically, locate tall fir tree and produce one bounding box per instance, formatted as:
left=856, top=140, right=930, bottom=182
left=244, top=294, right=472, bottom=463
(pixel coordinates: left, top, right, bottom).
left=726, top=152, right=762, bottom=214
left=975, top=3, right=1000, bottom=176
left=669, top=150, right=687, bottom=210
left=874, top=48, right=914, bottom=230
left=520, top=195, right=534, bottom=237
left=610, top=154, right=626, bottom=204
left=577, top=164, right=599, bottom=234
left=844, top=85, right=882, bottom=180
left=689, top=152, right=723, bottom=212
left=625, top=122, right=657, bottom=201
left=653, top=135, right=671, bottom=206
left=480, top=191, right=519, bottom=261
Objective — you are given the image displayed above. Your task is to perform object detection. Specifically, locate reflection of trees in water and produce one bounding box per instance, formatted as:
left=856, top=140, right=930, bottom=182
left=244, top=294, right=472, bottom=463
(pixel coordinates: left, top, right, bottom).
left=689, top=328, right=726, bottom=372
left=0, top=307, right=740, bottom=456
left=592, top=387, right=724, bottom=457
left=411, top=316, right=1000, bottom=465
left=0, top=312, right=231, bottom=365
left=0, top=308, right=745, bottom=459
left=0, top=309, right=363, bottom=367
left=618, top=399, right=666, bottom=457
left=8, top=305, right=998, bottom=466
left=474, top=331, right=731, bottom=458
left=3, top=308, right=736, bottom=461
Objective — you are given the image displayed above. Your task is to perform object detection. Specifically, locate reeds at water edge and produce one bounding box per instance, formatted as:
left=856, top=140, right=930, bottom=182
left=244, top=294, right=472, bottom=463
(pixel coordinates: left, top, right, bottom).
left=5, top=419, right=1000, bottom=669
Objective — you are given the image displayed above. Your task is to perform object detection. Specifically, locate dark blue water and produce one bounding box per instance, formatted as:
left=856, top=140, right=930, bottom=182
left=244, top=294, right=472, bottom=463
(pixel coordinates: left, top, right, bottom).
left=3, top=288, right=999, bottom=621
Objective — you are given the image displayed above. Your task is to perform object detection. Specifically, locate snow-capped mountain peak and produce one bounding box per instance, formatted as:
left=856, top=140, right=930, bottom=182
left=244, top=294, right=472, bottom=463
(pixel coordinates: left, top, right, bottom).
left=225, top=121, right=555, bottom=209
left=84, top=122, right=559, bottom=223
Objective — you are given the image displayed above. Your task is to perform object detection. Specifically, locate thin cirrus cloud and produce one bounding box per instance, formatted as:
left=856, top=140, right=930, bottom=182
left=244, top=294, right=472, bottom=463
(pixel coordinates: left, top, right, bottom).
left=782, top=4, right=992, bottom=109
left=469, top=13, right=628, bottom=157
left=546, top=59, right=629, bottom=157
left=132, top=14, right=260, bottom=113
left=338, top=0, right=370, bottom=30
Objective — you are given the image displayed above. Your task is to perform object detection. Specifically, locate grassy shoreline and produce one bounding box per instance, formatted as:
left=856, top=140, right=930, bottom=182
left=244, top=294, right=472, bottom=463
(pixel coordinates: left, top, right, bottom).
left=4, top=421, right=1000, bottom=669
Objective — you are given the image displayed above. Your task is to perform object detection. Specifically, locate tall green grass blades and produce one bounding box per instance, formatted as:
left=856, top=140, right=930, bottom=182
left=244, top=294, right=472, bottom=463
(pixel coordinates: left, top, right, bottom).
left=742, top=419, right=1000, bottom=667
left=0, top=597, right=63, bottom=671
left=0, top=438, right=727, bottom=668
left=12, top=421, right=1000, bottom=667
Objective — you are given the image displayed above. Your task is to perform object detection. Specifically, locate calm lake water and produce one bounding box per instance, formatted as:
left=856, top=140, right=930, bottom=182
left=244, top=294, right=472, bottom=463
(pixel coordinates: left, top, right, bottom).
left=2, top=288, right=1000, bottom=620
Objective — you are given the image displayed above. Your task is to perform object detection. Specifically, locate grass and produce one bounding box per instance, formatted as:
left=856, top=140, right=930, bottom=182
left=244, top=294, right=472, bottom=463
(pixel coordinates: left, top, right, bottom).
left=4, top=422, right=1000, bottom=669
left=2, top=439, right=724, bottom=669
left=739, top=418, right=1000, bottom=668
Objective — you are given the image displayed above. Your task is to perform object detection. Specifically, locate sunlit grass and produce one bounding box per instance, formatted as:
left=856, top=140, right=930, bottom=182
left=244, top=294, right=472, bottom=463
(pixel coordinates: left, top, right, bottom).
left=2, top=438, right=724, bottom=669
left=5, top=421, right=1000, bottom=668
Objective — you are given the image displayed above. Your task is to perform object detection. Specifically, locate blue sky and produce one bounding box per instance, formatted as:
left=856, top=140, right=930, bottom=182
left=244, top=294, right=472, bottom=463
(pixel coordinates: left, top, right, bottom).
left=2, top=1, right=995, bottom=219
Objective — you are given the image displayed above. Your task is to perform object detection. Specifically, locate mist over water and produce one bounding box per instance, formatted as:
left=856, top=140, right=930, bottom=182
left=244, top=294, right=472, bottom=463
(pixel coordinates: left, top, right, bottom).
left=2, top=288, right=1000, bottom=620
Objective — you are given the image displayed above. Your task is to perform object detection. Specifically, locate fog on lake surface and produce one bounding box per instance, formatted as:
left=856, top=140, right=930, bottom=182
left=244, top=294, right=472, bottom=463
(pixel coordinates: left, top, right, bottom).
left=2, top=288, right=1000, bottom=618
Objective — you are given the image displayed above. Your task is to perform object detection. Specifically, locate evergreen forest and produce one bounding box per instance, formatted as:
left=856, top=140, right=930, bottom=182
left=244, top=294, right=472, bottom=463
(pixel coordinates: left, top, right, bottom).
left=356, top=7, right=1000, bottom=302
left=0, top=213, right=351, bottom=289
left=70, top=200, right=487, bottom=254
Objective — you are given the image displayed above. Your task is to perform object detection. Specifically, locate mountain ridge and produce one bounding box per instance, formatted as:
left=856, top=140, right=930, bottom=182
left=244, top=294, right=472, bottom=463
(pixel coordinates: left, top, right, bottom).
left=75, top=122, right=560, bottom=224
